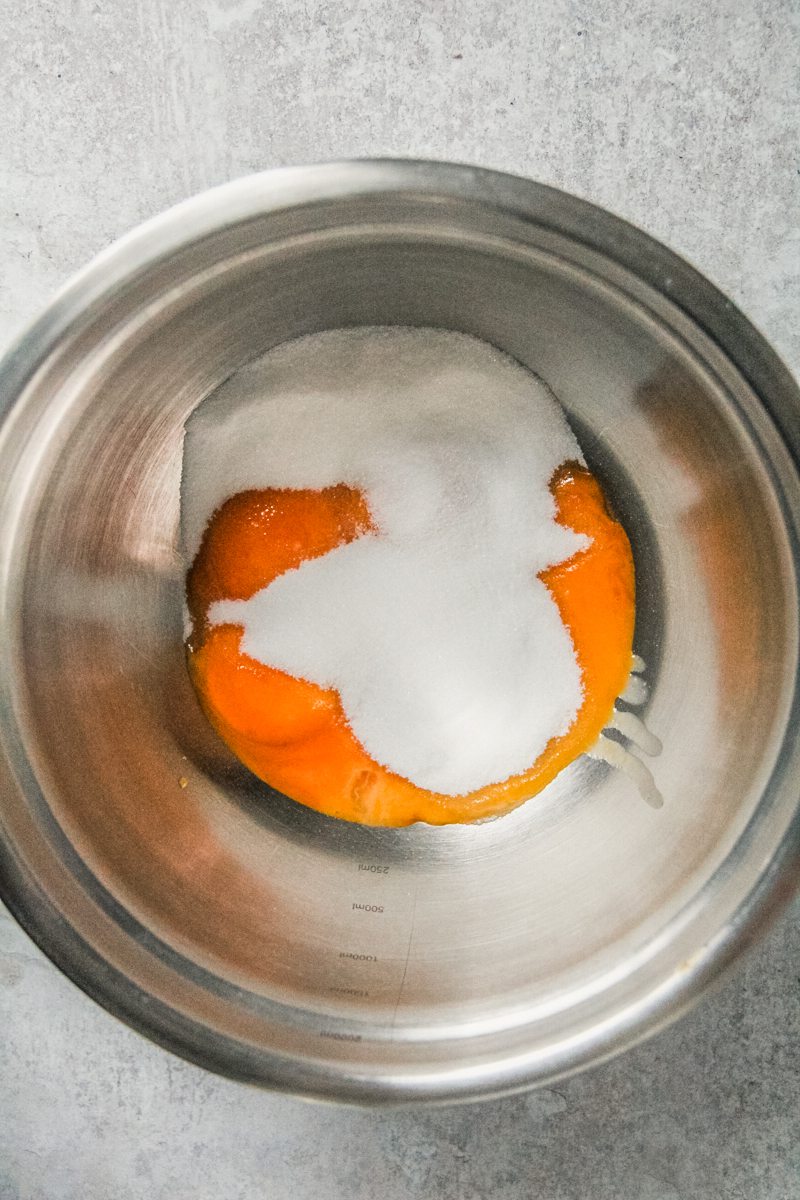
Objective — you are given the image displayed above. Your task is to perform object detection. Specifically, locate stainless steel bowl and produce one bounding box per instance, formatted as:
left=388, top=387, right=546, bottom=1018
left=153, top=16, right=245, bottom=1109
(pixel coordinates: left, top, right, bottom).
left=1, top=161, right=799, bottom=1104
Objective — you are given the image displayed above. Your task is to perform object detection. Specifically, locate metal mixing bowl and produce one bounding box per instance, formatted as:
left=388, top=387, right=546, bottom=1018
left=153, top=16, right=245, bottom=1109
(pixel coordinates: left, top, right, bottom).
left=1, top=161, right=799, bottom=1104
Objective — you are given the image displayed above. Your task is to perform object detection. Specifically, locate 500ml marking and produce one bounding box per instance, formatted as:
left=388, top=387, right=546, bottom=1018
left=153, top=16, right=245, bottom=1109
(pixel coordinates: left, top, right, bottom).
left=352, top=902, right=383, bottom=913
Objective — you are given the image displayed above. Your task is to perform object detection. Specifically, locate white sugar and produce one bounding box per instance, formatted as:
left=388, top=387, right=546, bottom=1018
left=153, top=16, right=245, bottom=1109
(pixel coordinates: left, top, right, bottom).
left=182, top=328, right=588, bottom=796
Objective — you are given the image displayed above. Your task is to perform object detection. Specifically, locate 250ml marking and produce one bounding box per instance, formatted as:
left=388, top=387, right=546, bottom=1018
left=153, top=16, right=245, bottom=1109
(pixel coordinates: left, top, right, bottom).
left=358, top=863, right=389, bottom=874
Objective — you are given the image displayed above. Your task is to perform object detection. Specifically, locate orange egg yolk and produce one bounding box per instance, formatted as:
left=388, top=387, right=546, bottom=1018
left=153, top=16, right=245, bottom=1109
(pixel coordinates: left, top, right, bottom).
left=185, top=465, right=635, bottom=825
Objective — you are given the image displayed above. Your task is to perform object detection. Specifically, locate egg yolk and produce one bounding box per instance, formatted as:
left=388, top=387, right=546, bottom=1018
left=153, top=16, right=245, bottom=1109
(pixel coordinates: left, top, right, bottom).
left=185, top=465, right=635, bottom=825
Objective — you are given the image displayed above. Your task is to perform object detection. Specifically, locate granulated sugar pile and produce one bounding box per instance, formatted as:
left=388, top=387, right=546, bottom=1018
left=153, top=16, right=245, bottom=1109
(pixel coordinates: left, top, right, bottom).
left=182, top=328, right=589, bottom=796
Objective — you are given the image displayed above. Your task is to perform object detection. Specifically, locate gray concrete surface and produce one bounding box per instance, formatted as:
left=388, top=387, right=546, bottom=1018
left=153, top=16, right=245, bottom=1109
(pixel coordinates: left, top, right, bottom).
left=1, top=0, right=799, bottom=1197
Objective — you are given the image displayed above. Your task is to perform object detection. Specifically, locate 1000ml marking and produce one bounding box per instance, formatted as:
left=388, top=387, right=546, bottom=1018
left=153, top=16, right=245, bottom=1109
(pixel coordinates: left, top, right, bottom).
left=339, top=951, right=378, bottom=962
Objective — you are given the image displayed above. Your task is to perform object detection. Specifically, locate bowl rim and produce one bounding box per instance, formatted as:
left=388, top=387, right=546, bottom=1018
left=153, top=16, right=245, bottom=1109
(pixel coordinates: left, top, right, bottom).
left=0, top=158, right=799, bottom=1105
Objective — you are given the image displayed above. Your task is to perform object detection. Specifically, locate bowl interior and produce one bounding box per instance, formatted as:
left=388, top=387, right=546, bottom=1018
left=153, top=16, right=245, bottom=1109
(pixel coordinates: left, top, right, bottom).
left=1, top=176, right=798, bottom=1098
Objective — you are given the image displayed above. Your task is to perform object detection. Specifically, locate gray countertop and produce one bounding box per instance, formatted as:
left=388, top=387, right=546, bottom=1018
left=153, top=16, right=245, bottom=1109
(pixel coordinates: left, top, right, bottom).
left=1, top=2, right=799, bottom=1197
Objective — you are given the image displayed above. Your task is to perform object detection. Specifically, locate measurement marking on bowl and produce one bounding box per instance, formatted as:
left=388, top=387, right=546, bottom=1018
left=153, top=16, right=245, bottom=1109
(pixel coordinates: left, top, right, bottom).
left=326, top=868, right=418, bottom=1016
